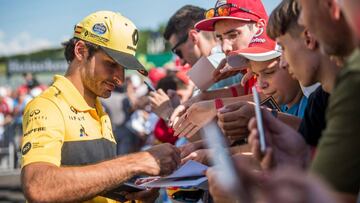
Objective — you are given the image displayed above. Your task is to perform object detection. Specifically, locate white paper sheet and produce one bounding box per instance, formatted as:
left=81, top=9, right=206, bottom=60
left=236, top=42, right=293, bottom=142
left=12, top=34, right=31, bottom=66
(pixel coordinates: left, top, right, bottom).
left=166, top=160, right=208, bottom=179
left=139, top=160, right=208, bottom=188
left=187, top=56, right=217, bottom=91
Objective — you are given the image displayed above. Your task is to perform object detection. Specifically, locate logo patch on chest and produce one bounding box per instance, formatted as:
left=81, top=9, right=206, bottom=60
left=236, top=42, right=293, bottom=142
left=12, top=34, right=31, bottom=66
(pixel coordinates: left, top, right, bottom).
left=80, top=125, right=89, bottom=137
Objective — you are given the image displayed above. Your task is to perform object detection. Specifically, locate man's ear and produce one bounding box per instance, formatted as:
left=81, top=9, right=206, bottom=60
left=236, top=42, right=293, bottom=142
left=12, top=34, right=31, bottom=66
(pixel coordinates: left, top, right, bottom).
left=303, top=29, right=318, bottom=50
left=74, top=40, right=88, bottom=61
left=256, top=19, right=266, bottom=28
left=254, top=19, right=266, bottom=36
left=188, top=29, right=199, bottom=45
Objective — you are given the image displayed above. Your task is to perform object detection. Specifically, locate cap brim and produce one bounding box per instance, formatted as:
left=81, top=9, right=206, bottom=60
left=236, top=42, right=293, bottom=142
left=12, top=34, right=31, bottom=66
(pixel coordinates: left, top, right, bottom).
left=195, top=16, right=251, bottom=31
left=231, top=47, right=282, bottom=62
left=102, top=47, right=148, bottom=76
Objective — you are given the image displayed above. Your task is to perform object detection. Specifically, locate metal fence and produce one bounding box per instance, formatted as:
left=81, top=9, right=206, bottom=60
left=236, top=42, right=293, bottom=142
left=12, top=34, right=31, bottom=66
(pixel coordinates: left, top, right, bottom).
left=0, top=122, right=20, bottom=170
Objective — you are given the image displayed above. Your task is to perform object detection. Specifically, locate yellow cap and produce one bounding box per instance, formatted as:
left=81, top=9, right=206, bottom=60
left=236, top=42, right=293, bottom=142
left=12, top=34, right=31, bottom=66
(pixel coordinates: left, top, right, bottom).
left=74, top=11, right=147, bottom=76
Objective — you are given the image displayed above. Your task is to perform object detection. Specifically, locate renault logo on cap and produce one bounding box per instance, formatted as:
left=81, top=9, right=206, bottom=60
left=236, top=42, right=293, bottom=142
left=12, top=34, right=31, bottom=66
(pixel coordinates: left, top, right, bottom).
left=132, top=29, right=139, bottom=46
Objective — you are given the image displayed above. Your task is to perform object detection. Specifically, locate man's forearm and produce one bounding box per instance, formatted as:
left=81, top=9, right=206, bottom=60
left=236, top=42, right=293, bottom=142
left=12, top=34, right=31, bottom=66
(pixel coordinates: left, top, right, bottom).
left=22, top=151, right=153, bottom=203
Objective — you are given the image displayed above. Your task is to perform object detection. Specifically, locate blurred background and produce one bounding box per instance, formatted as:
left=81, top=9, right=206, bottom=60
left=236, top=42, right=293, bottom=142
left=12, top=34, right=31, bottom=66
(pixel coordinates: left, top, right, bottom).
left=0, top=0, right=280, bottom=202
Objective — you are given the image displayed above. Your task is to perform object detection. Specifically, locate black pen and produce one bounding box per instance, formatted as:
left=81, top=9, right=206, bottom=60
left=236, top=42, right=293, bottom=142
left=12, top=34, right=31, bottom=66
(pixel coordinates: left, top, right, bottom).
left=144, top=80, right=156, bottom=92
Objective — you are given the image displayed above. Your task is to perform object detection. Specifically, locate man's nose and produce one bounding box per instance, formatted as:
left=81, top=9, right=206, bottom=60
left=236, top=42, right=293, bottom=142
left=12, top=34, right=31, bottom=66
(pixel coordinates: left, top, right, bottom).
left=280, top=55, right=289, bottom=69
left=222, top=39, right=233, bottom=55
left=257, top=77, right=269, bottom=90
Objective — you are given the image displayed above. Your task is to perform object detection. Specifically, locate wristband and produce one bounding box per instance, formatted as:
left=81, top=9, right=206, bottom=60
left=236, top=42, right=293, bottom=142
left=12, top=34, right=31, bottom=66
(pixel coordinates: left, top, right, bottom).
left=214, top=98, right=224, bottom=109
left=230, top=86, right=238, bottom=97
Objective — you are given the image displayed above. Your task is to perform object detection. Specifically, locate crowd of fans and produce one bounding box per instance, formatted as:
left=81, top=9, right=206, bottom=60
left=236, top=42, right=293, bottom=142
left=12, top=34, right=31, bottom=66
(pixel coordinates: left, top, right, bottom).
left=0, top=73, right=47, bottom=168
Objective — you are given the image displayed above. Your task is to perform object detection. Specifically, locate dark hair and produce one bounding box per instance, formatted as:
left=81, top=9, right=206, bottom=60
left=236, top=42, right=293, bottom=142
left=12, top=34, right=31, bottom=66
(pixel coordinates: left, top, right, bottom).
left=164, top=5, right=206, bottom=40
left=156, top=73, right=187, bottom=93
left=267, top=0, right=304, bottom=40
left=62, top=37, right=101, bottom=63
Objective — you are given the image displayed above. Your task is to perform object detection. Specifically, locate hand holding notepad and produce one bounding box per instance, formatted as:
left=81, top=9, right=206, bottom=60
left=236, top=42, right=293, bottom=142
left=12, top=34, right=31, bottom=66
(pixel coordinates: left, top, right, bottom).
left=187, top=53, right=225, bottom=91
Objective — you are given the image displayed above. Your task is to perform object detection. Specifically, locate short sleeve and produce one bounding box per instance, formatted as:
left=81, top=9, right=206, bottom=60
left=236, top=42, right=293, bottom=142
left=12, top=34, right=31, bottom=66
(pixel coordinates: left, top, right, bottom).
left=21, top=97, right=65, bottom=167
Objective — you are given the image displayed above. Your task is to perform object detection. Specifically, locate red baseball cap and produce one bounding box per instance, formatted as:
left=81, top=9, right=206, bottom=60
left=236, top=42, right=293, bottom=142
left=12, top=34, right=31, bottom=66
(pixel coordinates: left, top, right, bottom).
left=195, top=0, right=268, bottom=31
left=227, top=25, right=282, bottom=68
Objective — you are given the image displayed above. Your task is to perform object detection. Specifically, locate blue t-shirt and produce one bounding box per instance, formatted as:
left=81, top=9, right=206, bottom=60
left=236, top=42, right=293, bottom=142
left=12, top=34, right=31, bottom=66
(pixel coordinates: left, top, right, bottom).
left=208, top=73, right=242, bottom=90
left=280, top=96, right=308, bottom=118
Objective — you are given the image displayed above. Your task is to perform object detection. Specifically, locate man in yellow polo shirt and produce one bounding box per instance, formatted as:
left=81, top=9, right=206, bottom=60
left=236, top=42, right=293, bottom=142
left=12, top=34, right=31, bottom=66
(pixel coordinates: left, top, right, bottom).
left=21, top=11, right=181, bottom=203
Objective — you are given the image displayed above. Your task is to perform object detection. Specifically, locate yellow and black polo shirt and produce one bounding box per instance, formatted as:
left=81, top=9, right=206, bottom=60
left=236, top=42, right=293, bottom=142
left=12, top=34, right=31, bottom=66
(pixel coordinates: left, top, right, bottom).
left=21, top=75, right=118, bottom=203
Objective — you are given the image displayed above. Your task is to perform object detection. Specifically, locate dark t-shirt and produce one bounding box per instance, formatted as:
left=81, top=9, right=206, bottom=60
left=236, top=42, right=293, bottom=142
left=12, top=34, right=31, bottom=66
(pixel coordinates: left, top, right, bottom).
left=298, top=86, right=329, bottom=146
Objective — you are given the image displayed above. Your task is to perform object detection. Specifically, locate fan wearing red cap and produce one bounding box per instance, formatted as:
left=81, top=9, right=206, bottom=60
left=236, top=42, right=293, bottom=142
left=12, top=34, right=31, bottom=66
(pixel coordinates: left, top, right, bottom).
left=169, top=0, right=269, bottom=130
left=214, top=31, right=309, bottom=146
left=197, top=0, right=307, bottom=119
left=169, top=0, right=270, bottom=138
left=195, top=0, right=267, bottom=31
left=229, top=37, right=306, bottom=115
left=173, top=32, right=307, bottom=139
left=194, top=0, right=268, bottom=97
left=207, top=1, right=307, bottom=118
left=224, top=19, right=291, bottom=103
left=195, top=0, right=268, bottom=54
left=164, top=5, right=243, bottom=127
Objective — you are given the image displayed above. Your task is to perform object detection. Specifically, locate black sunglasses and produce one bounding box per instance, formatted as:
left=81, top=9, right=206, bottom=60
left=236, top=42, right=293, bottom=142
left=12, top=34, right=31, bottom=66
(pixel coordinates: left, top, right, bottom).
left=171, top=34, right=189, bottom=59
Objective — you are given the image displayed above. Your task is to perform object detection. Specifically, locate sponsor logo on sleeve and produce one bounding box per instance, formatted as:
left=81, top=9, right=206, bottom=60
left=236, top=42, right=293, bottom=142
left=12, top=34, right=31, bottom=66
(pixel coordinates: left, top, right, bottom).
left=24, top=109, right=48, bottom=127
left=22, top=142, right=32, bottom=155
left=23, top=127, right=47, bottom=137
left=32, top=142, right=44, bottom=149
left=29, top=109, right=41, bottom=117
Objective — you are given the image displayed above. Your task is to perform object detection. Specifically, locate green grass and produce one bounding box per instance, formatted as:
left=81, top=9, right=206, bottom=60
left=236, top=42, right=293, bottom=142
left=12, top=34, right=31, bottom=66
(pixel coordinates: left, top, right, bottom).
left=0, top=63, right=6, bottom=75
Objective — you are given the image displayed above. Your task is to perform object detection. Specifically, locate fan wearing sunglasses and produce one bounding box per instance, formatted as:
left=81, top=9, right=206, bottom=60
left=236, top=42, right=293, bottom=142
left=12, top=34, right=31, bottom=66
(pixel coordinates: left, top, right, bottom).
left=164, top=5, right=218, bottom=66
